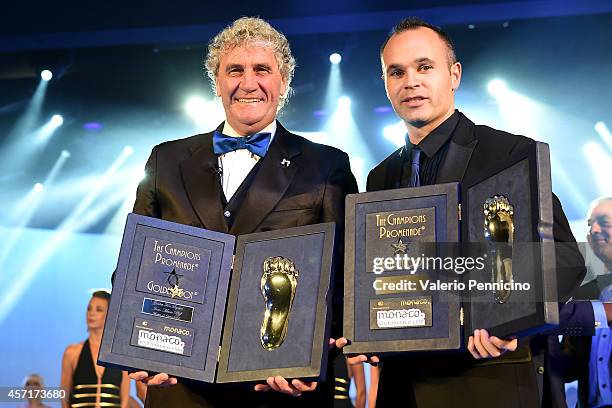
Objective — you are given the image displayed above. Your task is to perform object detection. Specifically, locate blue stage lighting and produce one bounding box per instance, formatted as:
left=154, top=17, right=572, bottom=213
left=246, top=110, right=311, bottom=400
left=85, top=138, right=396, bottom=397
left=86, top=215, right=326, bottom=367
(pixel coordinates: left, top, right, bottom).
left=329, top=53, right=342, bottom=65
left=594, top=121, right=612, bottom=151
left=40, top=70, right=53, bottom=81
left=338, top=96, right=351, bottom=109
left=50, top=114, right=63, bottom=127
left=487, top=79, right=508, bottom=97
left=34, top=183, right=44, bottom=193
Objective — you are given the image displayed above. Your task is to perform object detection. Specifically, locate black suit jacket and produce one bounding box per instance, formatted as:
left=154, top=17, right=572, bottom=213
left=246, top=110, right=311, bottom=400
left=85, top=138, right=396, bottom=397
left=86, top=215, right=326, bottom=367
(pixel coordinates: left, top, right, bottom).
left=133, top=122, right=358, bottom=408
left=368, top=112, right=592, bottom=408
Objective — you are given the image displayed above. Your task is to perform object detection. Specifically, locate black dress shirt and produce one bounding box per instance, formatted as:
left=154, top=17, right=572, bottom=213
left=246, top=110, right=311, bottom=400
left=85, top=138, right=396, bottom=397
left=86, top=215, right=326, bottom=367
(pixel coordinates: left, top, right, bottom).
left=400, top=110, right=460, bottom=187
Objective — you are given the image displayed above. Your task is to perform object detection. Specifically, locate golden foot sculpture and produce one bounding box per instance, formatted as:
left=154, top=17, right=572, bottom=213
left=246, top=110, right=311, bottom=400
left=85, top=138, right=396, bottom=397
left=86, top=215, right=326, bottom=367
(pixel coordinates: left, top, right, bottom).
left=260, top=256, right=299, bottom=350
left=484, top=195, right=515, bottom=303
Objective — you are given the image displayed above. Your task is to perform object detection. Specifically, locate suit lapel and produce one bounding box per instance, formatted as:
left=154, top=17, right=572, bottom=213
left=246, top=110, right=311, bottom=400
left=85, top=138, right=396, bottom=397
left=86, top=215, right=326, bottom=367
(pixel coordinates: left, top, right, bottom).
left=435, top=113, right=478, bottom=184
left=180, top=128, right=229, bottom=233
left=230, top=123, right=300, bottom=235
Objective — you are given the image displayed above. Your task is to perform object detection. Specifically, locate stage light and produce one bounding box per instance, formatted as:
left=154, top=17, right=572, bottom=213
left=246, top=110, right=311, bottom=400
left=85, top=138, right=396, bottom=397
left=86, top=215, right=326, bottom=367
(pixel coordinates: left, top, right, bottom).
left=123, top=145, right=134, bottom=156
left=487, top=79, right=508, bottom=97
left=3, top=73, right=50, bottom=150
left=583, top=142, right=612, bottom=195
left=33, top=115, right=65, bottom=144
left=594, top=121, right=612, bottom=151
left=383, top=121, right=407, bottom=148
left=374, top=106, right=393, bottom=114
left=185, top=96, right=225, bottom=129
left=338, top=96, right=351, bottom=109
left=50, top=114, right=63, bottom=127
left=329, top=53, right=342, bottom=65
left=61, top=150, right=71, bottom=158
left=40, top=70, right=53, bottom=81
left=84, top=122, right=103, bottom=130
left=185, top=96, right=207, bottom=118
left=33, top=183, right=44, bottom=193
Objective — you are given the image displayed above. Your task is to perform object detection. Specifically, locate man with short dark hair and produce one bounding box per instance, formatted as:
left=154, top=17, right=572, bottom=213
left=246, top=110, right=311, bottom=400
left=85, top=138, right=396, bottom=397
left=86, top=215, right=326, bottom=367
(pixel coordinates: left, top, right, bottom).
left=361, top=17, right=605, bottom=407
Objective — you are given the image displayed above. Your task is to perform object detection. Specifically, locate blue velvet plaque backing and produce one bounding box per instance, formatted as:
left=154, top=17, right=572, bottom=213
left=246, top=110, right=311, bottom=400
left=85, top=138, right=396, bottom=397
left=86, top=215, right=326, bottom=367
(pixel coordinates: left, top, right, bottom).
left=217, top=223, right=335, bottom=383
left=466, top=159, right=538, bottom=331
left=226, top=233, right=324, bottom=372
left=354, top=195, right=453, bottom=343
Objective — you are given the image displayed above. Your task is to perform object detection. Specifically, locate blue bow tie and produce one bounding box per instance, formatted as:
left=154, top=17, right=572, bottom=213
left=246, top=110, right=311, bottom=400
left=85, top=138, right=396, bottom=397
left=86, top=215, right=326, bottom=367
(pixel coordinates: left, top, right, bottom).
left=212, top=130, right=272, bottom=157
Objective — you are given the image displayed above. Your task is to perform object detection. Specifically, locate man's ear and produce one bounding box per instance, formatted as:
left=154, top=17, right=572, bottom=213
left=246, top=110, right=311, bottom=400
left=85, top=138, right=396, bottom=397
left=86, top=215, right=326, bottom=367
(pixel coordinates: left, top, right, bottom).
left=450, top=62, right=462, bottom=91
left=280, top=77, right=288, bottom=97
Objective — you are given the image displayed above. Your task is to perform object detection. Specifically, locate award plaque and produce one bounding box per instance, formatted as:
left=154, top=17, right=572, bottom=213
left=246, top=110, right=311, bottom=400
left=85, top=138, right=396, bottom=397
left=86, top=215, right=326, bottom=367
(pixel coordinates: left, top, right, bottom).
left=343, top=142, right=558, bottom=355
left=99, top=214, right=336, bottom=382
left=217, top=223, right=336, bottom=382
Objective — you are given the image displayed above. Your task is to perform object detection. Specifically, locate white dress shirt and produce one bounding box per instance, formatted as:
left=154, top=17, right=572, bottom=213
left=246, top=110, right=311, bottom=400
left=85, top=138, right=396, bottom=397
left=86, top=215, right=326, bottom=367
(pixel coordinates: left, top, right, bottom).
left=217, top=121, right=276, bottom=201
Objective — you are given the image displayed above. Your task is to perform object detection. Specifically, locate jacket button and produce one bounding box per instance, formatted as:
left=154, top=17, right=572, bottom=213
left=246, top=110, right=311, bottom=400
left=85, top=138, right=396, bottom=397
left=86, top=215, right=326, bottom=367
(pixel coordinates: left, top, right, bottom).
left=224, top=210, right=231, bottom=218
left=537, top=366, right=545, bottom=375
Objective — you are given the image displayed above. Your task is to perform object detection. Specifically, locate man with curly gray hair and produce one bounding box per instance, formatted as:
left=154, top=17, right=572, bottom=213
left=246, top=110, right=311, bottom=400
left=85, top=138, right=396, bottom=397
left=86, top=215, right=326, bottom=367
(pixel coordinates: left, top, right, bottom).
left=127, top=16, right=357, bottom=408
left=204, top=16, right=296, bottom=112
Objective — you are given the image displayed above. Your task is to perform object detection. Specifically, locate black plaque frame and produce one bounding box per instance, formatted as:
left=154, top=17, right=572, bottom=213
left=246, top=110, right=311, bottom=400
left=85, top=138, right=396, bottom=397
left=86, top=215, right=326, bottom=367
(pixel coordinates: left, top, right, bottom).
left=343, top=183, right=461, bottom=355
left=99, top=213, right=235, bottom=382
left=461, top=142, right=558, bottom=339
left=216, top=223, right=336, bottom=383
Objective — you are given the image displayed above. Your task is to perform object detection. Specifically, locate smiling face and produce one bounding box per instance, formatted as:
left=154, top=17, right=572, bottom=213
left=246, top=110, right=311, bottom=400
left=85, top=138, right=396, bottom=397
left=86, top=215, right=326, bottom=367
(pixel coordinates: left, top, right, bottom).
left=381, top=27, right=461, bottom=138
left=588, top=199, right=612, bottom=265
left=86, top=296, right=108, bottom=331
left=215, top=44, right=287, bottom=136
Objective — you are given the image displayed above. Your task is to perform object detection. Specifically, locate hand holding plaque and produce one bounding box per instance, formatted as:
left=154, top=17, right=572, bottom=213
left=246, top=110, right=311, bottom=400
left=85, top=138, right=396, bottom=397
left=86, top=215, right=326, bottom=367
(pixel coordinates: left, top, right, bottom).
left=100, top=215, right=337, bottom=383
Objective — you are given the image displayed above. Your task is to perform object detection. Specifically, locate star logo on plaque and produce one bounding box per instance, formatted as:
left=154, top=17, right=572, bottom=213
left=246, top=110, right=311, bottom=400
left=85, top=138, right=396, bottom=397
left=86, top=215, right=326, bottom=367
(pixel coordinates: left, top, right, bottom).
left=169, top=285, right=184, bottom=298
left=164, top=268, right=185, bottom=298
left=391, top=238, right=408, bottom=254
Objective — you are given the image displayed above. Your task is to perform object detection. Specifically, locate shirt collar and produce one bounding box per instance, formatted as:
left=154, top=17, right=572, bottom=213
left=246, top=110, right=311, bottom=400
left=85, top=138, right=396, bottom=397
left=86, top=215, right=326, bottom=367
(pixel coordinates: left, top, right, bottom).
left=407, top=110, right=460, bottom=158
left=222, top=120, right=277, bottom=144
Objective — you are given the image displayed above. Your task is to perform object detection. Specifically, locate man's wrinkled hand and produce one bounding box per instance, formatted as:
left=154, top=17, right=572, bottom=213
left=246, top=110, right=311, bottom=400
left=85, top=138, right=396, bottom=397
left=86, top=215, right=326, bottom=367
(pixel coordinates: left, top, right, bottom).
left=128, top=371, right=178, bottom=386
left=254, top=376, right=317, bottom=397
left=467, top=329, right=517, bottom=359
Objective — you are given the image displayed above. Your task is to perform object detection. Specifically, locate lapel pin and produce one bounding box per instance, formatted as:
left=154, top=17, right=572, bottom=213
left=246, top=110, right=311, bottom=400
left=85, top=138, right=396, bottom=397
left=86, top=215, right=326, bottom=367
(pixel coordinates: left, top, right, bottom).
left=281, top=159, right=291, bottom=167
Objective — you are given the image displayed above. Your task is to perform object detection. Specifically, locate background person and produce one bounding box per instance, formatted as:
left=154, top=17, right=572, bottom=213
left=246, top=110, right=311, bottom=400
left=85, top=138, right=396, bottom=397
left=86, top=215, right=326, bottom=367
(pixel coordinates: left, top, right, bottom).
left=61, top=290, right=130, bottom=408
left=19, top=373, right=50, bottom=408
left=562, top=197, right=612, bottom=407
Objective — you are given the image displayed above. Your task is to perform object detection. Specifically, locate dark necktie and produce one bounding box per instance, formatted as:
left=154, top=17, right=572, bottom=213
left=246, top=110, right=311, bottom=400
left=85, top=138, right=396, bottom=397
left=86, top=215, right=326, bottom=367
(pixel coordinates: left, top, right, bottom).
left=212, top=130, right=272, bottom=157
left=409, top=147, right=421, bottom=187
